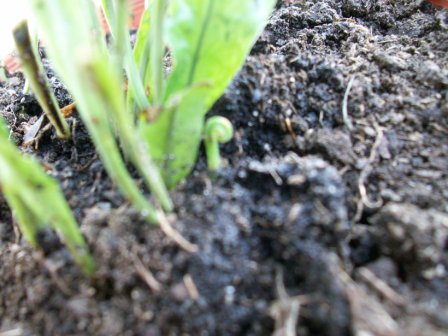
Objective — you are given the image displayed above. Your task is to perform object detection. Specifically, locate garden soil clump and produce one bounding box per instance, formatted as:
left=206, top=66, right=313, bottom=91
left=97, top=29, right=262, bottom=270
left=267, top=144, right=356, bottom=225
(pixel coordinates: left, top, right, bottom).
left=1, top=0, right=448, bottom=335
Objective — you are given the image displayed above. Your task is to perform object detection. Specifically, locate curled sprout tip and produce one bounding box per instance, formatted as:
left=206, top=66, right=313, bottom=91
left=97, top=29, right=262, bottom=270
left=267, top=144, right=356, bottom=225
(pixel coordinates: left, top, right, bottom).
left=204, top=116, right=234, bottom=171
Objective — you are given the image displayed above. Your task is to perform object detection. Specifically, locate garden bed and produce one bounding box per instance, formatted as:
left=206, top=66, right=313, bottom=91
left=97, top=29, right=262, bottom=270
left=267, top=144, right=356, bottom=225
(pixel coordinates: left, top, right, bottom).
left=1, top=0, right=448, bottom=335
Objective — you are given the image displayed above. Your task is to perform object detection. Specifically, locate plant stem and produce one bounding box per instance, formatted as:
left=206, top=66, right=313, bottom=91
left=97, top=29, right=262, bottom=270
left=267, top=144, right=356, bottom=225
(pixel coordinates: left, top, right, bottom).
left=205, top=133, right=221, bottom=170
left=150, top=0, right=166, bottom=106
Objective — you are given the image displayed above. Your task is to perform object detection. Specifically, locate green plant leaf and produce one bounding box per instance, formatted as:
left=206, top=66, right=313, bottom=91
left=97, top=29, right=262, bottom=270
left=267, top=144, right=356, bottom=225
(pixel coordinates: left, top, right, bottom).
left=164, top=0, right=275, bottom=106
left=140, top=0, right=275, bottom=187
left=140, top=85, right=207, bottom=187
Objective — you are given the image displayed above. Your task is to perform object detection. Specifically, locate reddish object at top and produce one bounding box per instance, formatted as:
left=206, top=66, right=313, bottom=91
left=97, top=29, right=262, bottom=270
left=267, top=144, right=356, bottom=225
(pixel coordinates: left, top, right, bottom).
left=99, top=0, right=144, bottom=33
left=427, top=0, right=448, bottom=7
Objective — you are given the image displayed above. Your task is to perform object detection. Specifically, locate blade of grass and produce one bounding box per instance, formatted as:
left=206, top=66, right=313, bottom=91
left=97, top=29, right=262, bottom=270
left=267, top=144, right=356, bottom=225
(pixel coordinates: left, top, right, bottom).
left=0, top=117, right=95, bottom=275
left=133, top=5, right=151, bottom=75
left=101, top=0, right=150, bottom=113
left=22, top=24, right=38, bottom=95
left=4, top=192, right=44, bottom=246
left=149, top=0, right=166, bottom=106
left=13, top=20, right=70, bottom=139
left=128, top=6, right=152, bottom=113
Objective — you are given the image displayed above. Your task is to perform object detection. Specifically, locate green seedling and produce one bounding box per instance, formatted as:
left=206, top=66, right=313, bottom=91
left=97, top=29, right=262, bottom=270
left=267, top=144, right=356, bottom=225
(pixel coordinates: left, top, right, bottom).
left=27, top=0, right=172, bottom=222
left=0, top=117, right=94, bottom=275
left=15, top=0, right=273, bottom=230
left=12, top=20, right=70, bottom=140
left=204, top=116, right=234, bottom=171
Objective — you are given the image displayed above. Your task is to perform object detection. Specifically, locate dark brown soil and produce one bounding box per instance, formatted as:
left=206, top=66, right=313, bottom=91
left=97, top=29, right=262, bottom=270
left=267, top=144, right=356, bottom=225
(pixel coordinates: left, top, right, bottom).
left=1, top=0, right=448, bottom=335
